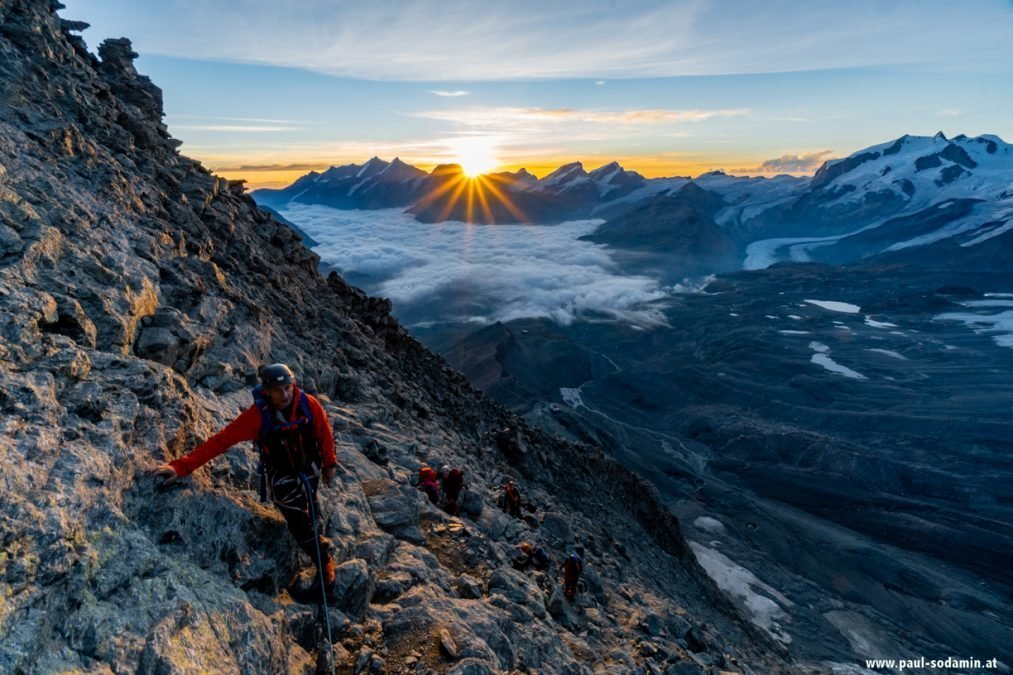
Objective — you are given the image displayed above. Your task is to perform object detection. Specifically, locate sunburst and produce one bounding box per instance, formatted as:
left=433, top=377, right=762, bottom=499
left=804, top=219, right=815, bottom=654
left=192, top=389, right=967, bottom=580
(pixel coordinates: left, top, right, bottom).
left=413, top=138, right=530, bottom=224
left=415, top=170, right=530, bottom=225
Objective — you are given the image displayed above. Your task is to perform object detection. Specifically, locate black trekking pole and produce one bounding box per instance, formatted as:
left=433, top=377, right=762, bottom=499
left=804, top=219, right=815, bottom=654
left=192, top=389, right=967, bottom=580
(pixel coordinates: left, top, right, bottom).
left=299, top=472, right=336, bottom=675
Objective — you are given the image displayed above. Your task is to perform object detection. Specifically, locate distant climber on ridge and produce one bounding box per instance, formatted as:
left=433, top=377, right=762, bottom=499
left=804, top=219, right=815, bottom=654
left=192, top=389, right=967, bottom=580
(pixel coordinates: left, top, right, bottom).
left=528, top=544, right=550, bottom=571
left=147, top=364, right=341, bottom=595
left=560, top=550, right=584, bottom=600
left=501, top=480, right=523, bottom=518
left=439, top=465, right=464, bottom=516
left=513, top=542, right=551, bottom=572
left=417, top=465, right=440, bottom=505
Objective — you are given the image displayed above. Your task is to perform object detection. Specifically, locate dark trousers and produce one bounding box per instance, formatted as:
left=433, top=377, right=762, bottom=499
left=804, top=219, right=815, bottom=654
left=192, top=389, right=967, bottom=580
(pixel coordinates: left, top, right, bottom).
left=443, top=486, right=462, bottom=516
left=269, top=470, right=330, bottom=567
left=564, top=575, right=580, bottom=598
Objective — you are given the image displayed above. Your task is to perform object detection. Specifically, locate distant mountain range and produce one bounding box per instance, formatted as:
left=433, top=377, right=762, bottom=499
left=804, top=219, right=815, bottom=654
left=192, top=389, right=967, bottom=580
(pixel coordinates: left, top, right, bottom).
left=252, top=156, right=650, bottom=224
left=253, top=133, right=1012, bottom=272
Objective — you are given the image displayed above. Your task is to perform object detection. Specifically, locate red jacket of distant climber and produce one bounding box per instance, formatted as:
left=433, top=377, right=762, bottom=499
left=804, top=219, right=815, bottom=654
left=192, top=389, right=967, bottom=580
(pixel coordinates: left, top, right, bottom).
left=169, top=385, right=335, bottom=478
left=419, top=478, right=440, bottom=504
left=442, top=468, right=464, bottom=499
left=561, top=555, right=583, bottom=581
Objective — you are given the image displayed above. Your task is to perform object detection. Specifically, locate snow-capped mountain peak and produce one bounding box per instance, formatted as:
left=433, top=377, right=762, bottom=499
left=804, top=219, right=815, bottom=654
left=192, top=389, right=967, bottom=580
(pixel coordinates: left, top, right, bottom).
left=740, top=133, right=1012, bottom=268
left=539, top=162, right=587, bottom=189
left=813, top=133, right=1011, bottom=201
left=588, top=161, right=621, bottom=180
left=317, top=163, right=361, bottom=184
left=587, top=161, right=647, bottom=197
left=378, top=157, right=427, bottom=181
left=356, top=156, right=389, bottom=178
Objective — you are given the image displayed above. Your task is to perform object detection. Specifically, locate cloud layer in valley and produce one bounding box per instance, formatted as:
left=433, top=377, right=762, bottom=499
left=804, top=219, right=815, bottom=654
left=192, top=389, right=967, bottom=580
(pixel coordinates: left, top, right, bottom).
left=279, top=205, right=674, bottom=327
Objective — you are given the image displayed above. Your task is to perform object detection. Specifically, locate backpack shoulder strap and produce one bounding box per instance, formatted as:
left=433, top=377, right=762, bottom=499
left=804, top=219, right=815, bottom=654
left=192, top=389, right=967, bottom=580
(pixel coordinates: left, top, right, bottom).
left=251, top=386, right=271, bottom=501
left=297, top=390, right=313, bottom=422
left=252, top=386, right=273, bottom=440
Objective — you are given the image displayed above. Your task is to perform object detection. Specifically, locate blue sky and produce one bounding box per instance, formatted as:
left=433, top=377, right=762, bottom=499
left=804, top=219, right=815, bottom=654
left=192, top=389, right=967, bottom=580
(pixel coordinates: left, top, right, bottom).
left=62, top=0, right=1013, bottom=187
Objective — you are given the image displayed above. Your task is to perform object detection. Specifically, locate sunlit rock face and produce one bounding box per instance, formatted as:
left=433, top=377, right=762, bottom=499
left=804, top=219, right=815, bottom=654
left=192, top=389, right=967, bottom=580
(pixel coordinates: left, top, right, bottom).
left=0, top=1, right=792, bottom=673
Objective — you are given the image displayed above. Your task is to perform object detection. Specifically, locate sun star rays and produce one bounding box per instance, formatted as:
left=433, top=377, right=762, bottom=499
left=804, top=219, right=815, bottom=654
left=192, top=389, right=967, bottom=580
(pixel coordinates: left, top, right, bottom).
left=415, top=170, right=531, bottom=225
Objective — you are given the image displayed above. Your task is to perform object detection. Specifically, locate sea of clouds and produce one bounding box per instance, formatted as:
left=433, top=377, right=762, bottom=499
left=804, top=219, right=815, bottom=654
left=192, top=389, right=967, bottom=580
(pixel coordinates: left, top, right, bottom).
left=280, top=205, right=678, bottom=327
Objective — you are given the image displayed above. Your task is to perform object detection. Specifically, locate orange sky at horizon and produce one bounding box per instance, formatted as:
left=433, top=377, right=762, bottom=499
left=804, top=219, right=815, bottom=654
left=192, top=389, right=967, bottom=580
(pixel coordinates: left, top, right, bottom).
left=209, top=155, right=821, bottom=190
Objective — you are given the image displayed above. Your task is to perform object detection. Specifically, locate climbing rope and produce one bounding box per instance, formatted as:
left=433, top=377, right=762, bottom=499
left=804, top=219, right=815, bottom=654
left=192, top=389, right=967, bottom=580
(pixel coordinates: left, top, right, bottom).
left=299, top=472, right=336, bottom=675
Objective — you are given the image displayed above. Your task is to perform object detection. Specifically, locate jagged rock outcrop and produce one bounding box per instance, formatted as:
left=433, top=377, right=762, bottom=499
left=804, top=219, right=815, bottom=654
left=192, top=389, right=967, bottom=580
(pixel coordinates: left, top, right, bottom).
left=0, top=2, right=793, bottom=673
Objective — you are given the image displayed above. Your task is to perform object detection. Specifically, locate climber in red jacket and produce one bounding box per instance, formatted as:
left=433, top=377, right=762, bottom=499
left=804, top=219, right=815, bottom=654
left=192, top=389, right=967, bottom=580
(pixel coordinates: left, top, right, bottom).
left=148, top=364, right=340, bottom=594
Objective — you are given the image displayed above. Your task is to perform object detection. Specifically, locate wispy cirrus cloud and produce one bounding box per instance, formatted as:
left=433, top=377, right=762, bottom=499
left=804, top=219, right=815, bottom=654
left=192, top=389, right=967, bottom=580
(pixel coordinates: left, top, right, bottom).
left=414, top=107, right=749, bottom=128
left=430, top=90, right=470, bottom=97
left=174, top=114, right=306, bottom=124
left=211, top=162, right=329, bottom=173
left=730, top=150, right=835, bottom=175
left=174, top=124, right=302, bottom=133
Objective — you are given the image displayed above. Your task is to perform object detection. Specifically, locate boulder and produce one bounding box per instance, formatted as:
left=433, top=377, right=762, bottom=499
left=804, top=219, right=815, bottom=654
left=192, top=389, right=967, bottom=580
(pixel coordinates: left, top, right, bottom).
left=41, top=296, right=97, bottom=348
left=134, top=306, right=198, bottom=370
left=455, top=574, right=484, bottom=599
left=438, top=627, right=459, bottom=658
left=666, top=613, right=692, bottom=640
left=486, top=567, right=546, bottom=618
left=363, top=479, right=420, bottom=534
left=350, top=533, right=397, bottom=568
left=539, top=512, right=574, bottom=546
left=331, top=559, right=374, bottom=620
left=460, top=488, right=484, bottom=517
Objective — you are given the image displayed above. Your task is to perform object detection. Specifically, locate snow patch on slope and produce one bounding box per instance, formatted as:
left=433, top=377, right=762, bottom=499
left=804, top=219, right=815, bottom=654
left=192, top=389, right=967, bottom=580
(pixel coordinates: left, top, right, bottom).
left=690, top=542, right=793, bottom=644
left=805, top=299, right=861, bottom=314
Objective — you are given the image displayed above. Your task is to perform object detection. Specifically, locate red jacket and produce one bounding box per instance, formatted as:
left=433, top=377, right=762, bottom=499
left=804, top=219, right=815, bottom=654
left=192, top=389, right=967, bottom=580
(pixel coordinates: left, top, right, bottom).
left=169, top=386, right=336, bottom=478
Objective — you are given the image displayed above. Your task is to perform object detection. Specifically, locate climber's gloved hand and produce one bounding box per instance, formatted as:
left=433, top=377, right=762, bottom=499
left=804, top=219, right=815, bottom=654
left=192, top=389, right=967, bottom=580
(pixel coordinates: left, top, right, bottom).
left=147, top=464, right=180, bottom=488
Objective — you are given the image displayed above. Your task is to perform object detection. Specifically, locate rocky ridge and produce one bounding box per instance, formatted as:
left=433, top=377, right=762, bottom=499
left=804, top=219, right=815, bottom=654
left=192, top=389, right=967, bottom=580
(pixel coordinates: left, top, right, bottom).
left=0, top=2, right=795, bottom=673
